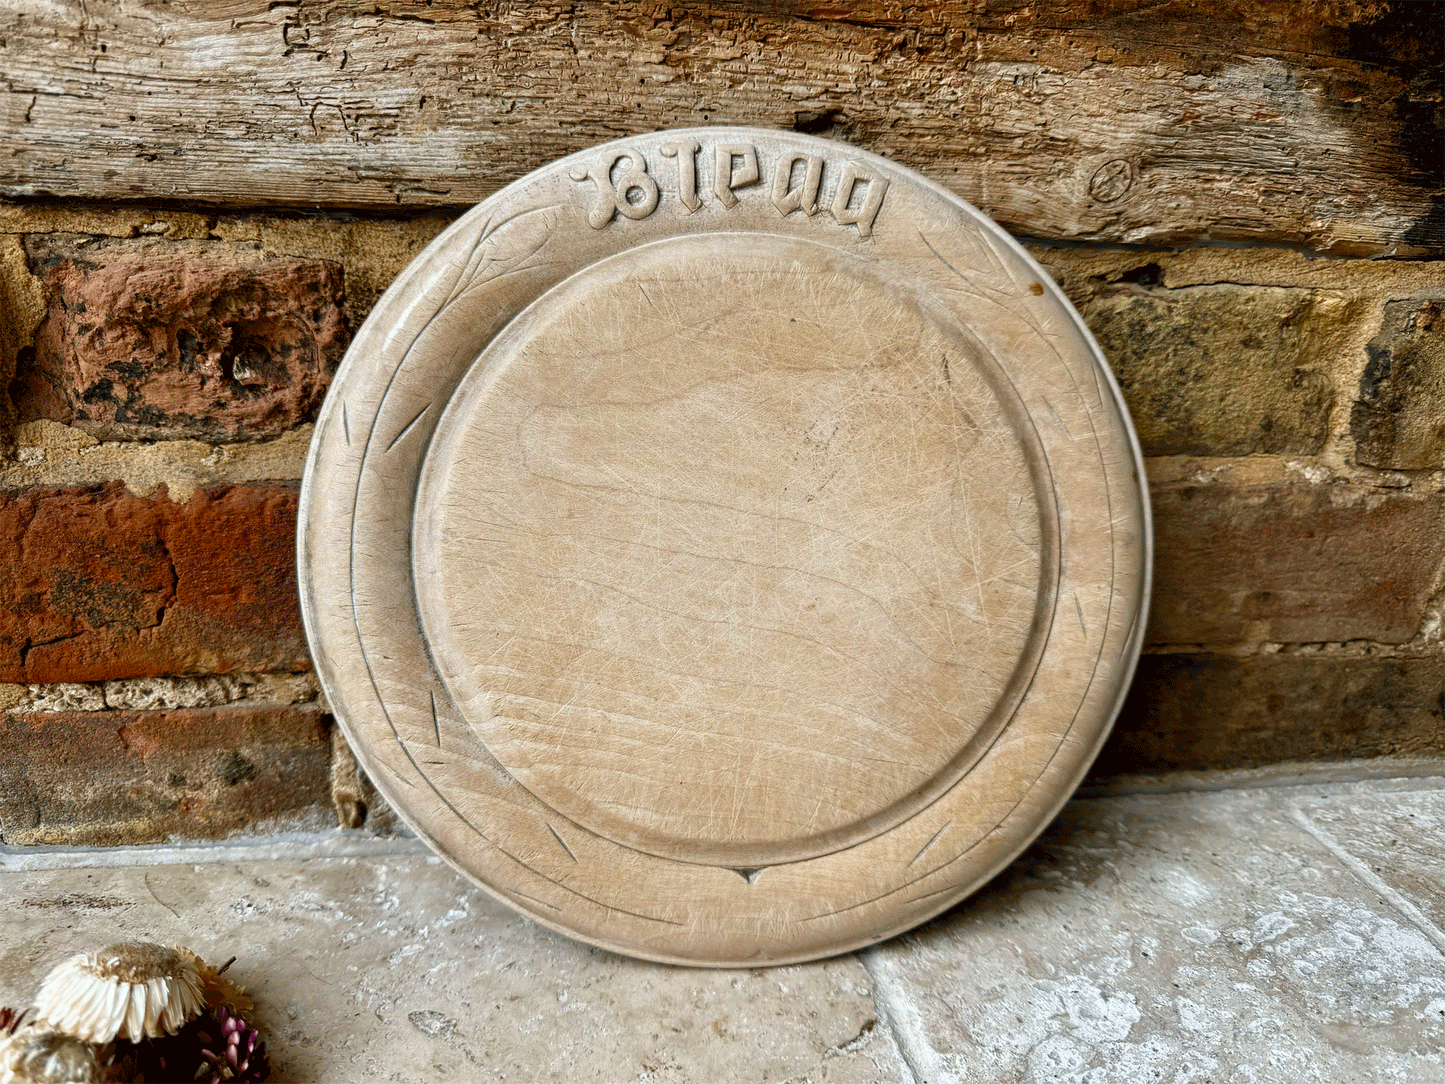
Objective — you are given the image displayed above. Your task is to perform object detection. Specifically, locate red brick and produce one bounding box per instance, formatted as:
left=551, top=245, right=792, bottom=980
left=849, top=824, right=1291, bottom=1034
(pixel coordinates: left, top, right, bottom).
left=18, top=242, right=347, bottom=441
left=0, top=483, right=309, bottom=682
left=0, top=706, right=332, bottom=845
left=1096, top=653, right=1445, bottom=775
left=1149, top=482, right=1445, bottom=645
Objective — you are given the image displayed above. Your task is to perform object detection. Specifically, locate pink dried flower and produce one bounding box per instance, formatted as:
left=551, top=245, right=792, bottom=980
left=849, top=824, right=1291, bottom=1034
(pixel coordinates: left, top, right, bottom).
left=197, top=1008, right=269, bottom=1083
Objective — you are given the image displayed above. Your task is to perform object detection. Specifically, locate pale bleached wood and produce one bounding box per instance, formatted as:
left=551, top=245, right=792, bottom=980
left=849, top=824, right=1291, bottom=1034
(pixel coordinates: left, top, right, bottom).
left=1, top=1, right=1439, bottom=255
left=414, top=231, right=1053, bottom=870
left=298, top=127, right=1149, bottom=964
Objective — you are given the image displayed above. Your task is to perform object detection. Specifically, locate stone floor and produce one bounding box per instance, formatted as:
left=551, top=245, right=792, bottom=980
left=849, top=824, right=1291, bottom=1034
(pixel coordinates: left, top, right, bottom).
left=4, top=771, right=1445, bottom=1083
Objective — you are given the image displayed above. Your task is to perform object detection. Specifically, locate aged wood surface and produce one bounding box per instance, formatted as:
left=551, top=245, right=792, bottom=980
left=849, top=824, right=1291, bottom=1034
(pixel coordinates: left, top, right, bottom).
left=298, top=128, right=1149, bottom=964
left=1, top=1, right=1440, bottom=254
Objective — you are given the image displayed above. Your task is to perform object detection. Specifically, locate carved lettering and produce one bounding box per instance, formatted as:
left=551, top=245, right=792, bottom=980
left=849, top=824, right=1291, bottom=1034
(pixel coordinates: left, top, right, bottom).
left=570, top=152, right=660, bottom=229
left=568, top=143, right=888, bottom=239
left=771, top=152, right=824, bottom=217
left=659, top=140, right=702, bottom=213
left=831, top=165, right=889, bottom=239
left=714, top=143, right=760, bottom=208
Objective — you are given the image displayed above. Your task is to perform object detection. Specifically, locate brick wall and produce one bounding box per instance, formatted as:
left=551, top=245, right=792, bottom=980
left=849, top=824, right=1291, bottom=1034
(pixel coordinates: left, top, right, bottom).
left=1039, top=250, right=1445, bottom=775
left=0, top=1, right=1440, bottom=844
left=0, top=210, right=444, bottom=844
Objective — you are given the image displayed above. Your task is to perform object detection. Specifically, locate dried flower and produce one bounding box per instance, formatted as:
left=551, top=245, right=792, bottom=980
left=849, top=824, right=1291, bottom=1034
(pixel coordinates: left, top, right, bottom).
left=0, top=1026, right=100, bottom=1084
left=33, top=944, right=203, bottom=1044
left=197, top=1008, right=268, bottom=1083
left=175, top=952, right=253, bottom=1019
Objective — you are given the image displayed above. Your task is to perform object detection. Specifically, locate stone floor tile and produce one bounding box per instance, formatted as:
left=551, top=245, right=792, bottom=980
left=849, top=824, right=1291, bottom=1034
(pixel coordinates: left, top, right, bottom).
left=866, top=788, right=1445, bottom=1084
left=1292, top=779, right=1445, bottom=950
left=0, top=845, right=904, bottom=1083
left=7, top=779, right=1445, bottom=1083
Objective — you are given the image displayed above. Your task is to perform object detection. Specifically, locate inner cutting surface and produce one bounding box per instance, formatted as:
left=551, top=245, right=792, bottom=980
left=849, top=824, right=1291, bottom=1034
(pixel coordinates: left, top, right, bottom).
left=412, top=233, right=1054, bottom=868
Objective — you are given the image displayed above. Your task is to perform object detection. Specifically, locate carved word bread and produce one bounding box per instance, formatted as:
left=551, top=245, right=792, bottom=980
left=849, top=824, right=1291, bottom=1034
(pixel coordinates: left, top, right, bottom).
left=298, top=127, right=1149, bottom=966
left=571, top=140, right=888, bottom=235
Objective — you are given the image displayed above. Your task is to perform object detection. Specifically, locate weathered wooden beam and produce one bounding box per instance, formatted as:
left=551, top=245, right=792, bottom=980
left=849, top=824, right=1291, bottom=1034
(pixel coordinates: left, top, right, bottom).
left=1, top=0, right=1440, bottom=254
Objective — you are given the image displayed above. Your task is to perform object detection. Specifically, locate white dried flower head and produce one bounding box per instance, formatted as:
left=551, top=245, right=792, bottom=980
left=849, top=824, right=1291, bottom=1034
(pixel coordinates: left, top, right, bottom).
left=0, top=1026, right=100, bottom=1084
left=33, top=943, right=203, bottom=1044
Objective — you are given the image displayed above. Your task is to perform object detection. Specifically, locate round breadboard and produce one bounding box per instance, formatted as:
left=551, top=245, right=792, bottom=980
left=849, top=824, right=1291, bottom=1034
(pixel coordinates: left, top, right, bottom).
left=298, top=128, right=1150, bottom=966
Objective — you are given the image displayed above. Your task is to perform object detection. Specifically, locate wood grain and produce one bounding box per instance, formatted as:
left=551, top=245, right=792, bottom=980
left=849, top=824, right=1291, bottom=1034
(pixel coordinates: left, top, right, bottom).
left=2, top=1, right=1439, bottom=255
left=298, top=128, right=1150, bottom=964
left=413, top=232, right=1054, bottom=868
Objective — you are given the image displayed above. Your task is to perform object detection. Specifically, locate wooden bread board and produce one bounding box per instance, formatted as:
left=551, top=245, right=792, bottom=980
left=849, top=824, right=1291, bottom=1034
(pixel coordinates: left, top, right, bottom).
left=298, top=128, right=1150, bottom=965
